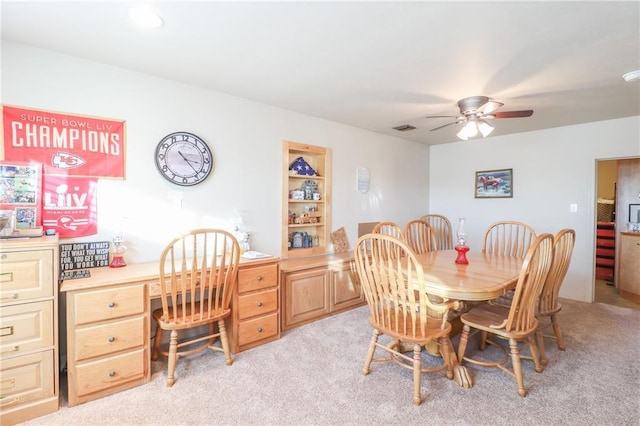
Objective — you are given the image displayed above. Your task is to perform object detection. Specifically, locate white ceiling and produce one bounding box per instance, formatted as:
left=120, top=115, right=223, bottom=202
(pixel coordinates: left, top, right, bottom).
left=2, top=1, right=639, bottom=145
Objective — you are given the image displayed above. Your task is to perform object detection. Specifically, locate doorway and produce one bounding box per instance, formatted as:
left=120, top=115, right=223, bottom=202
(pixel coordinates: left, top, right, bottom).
left=594, top=159, right=640, bottom=310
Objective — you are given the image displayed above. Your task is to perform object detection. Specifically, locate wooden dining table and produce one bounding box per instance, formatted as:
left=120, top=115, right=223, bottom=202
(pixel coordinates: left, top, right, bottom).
left=410, top=249, right=524, bottom=388
left=415, top=249, right=524, bottom=301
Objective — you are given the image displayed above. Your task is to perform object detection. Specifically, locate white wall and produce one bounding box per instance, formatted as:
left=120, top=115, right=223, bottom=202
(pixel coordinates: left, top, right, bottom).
left=2, top=41, right=429, bottom=261
left=5, top=41, right=639, bottom=304
left=429, top=117, right=640, bottom=302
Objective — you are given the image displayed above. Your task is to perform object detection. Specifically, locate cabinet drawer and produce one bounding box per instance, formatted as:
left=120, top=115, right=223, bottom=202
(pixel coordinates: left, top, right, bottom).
left=237, top=312, right=278, bottom=346
left=73, top=283, right=145, bottom=325
left=238, top=265, right=277, bottom=293
left=75, top=348, right=145, bottom=397
left=0, top=249, right=53, bottom=304
left=238, top=289, right=277, bottom=320
left=0, top=350, right=54, bottom=408
left=0, top=301, right=53, bottom=356
left=74, top=316, right=145, bottom=361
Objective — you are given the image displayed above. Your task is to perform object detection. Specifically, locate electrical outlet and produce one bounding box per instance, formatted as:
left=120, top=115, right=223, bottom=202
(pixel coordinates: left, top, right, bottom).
left=569, top=204, right=578, bottom=213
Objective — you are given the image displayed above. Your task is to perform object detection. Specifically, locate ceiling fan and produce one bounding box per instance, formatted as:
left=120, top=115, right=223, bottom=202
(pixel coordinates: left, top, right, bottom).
left=427, top=96, right=533, bottom=140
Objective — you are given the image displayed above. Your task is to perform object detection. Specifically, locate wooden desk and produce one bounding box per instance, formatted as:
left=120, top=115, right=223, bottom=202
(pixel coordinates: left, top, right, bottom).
left=415, top=250, right=523, bottom=301
left=60, top=256, right=279, bottom=406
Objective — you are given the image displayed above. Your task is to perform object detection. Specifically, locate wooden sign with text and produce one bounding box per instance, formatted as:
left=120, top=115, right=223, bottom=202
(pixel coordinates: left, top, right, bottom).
left=60, top=241, right=110, bottom=271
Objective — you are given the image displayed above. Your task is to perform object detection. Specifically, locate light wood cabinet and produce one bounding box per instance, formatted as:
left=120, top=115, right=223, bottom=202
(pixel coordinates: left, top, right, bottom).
left=280, top=252, right=364, bottom=331
left=282, top=141, right=331, bottom=258
left=0, top=236, right=59, bottom=425
left=618, top=232, right=640, bottom=303
left=64, top=280, right=149, bottom=407
left=230, top=258, right=280, bottom=353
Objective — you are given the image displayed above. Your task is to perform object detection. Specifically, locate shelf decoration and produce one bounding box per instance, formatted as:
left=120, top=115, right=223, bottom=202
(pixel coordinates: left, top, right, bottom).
left=331, top=227, right=349, bottom=253
left=289, top=157, right=318, bottom=176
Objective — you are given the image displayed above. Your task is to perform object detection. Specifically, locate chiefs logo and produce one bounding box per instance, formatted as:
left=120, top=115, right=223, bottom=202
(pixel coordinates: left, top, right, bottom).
left=52, top=152, right=86, bottom=169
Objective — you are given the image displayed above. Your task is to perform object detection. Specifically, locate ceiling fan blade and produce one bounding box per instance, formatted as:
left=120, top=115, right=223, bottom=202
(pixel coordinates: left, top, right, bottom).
left=493, top=110, right=533, bottom=118
left=425, top=115, right=459, bottom=119
left=430, top=121, right=462, bottom=131
left=477, top=100, right=504, bottom=115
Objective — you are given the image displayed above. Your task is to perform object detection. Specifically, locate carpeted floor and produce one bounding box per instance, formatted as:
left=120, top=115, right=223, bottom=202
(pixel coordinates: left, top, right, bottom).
left=20, top=298, right=640, bottom=426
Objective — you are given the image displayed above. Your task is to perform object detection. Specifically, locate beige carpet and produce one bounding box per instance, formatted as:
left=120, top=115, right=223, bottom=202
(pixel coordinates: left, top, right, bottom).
left=20, top=298, right=640, bottom=426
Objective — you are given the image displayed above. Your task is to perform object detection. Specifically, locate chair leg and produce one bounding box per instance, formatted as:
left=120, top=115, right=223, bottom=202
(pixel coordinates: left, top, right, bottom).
left=536, top=329, right=548, bottom=367
left=508, top=338, right=527, bottom=398
left=528, top=335, right=544, bottom=374
left=479, top=330, right=488, bottom=351
left=217, top=319, right=233, bottom=366
left=151, top=322, right=163, bottom=361
left=412, top=343, right=422, bottom=406
left=457, top=324, right=471, bottom=363
left=438, top=337, right=454, bottom=380
left=167, top=330, right=178, bottom=387
left=551, top=314, right=565, bottom=350
left=362, top=329, right=380, bottom=375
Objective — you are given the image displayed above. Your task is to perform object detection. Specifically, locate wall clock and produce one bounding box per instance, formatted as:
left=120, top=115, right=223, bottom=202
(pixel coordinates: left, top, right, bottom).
left=155, top=131, right=214, bottom=186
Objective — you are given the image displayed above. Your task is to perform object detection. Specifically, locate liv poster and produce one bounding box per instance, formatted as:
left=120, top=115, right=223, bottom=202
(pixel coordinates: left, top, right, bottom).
left=42, top=175, right=98, bottom=237
left=2, top=104, right=126, bottom=179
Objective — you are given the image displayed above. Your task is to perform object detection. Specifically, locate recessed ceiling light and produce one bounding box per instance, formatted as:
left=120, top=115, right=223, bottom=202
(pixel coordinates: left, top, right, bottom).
left=622, top=70, right=640, bottom=82
left=129, top=5, right=164, bottom=29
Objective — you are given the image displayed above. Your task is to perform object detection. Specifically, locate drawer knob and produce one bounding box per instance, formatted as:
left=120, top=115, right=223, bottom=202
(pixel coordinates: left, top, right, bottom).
left=256, top=302, right=263, bottom=307
left=257, top=327, right=263, bottom=333
left=108, top=336, right=115, bottom=343
left=108, top=302, right=116, bottom=308
left=109, top=371, right=116, bottom=377
left=257, top=275, right=263, bottom=281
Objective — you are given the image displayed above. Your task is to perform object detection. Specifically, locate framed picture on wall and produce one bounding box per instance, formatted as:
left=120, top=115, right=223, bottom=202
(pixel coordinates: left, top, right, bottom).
left=629, top=204, right=640, bottom=223
left=475, top=168, right=513, bottom=198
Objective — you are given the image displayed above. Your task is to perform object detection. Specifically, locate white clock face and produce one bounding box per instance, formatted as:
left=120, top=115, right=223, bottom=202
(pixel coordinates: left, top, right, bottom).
left=155, top=132, right=214, bottom=186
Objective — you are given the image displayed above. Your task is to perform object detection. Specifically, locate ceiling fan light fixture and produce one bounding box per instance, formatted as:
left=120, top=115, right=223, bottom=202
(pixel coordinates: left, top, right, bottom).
left=622, top=70, right=640, bottom=82
left=457, top=121, right=478, bottom=140
left=478, top=120, right=494, bottom=137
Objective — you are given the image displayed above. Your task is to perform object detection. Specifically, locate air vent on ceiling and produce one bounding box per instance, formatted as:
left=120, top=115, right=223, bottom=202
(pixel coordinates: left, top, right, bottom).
left=392, top=124, right=416, bottom=132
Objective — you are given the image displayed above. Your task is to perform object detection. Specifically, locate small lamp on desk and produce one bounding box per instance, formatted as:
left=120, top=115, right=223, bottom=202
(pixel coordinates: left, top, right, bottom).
left=109, top=232, right=127, bottom=268
left=455, top=218, right=469, bottom=264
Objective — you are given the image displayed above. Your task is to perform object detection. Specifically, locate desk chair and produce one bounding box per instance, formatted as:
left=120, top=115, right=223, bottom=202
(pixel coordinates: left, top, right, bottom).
left=151, top=229, right=241, bottom=387
left=420, top=214, right=453, bottom=250
left=354, top=233, right=459, bottom=405
left=537, top=228, right=576, bottom=365
left=457, top=233, right=554, bottom=397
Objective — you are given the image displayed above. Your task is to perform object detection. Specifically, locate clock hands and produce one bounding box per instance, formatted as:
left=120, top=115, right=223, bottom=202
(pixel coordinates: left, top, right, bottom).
left=178, top=151, right=201, bottom=175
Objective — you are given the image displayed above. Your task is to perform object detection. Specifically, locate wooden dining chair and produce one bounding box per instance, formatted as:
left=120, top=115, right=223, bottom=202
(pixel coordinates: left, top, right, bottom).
left=536, top=228, right=576, bottom=366
left=354, top=233, right=460, bottom=405
left=482, top=220, right=537, bottom=258
left=457, top=233, right=554, bottom=397
left=420, top=214, right=453, bottom=250
left=404, top=219, right=437, bottom=254
left=151, top=229, right=241, bottom=387
left=371, top=221, right=405, bottom=259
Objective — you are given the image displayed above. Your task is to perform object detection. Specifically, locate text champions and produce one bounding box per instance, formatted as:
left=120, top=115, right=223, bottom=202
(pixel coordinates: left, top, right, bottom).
left=2, top=105, right=126, bottom=178
left=10, top=120, right=121, bottom=156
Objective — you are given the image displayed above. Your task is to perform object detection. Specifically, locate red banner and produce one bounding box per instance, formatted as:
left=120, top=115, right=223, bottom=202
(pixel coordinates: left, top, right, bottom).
left=1, top=105, right=126, bottom=178
left=42, top=175, right=98, bottom=237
